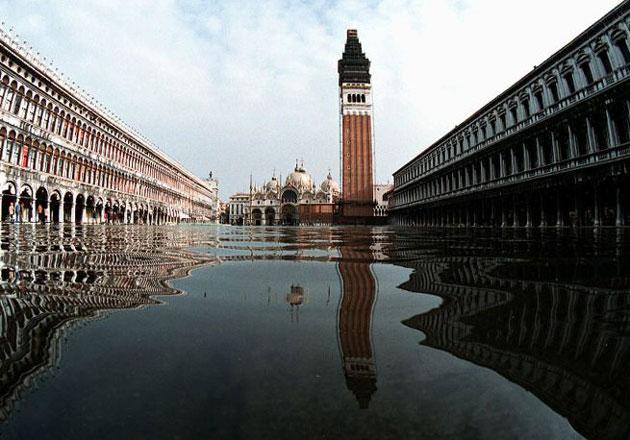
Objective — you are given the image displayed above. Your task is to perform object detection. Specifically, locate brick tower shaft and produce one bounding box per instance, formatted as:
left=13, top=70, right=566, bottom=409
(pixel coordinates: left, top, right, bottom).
left=338, top=29, right=374, bottom=217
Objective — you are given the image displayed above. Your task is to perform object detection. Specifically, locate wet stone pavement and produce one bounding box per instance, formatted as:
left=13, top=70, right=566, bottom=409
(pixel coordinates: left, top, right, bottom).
left=0, top=224, right=628, bottom=439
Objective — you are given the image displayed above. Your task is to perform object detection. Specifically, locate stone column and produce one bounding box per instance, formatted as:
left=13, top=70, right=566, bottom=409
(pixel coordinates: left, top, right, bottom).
left=574, top=191, right=581, bottom=227
left=585, top=116, right=596, bottom=155
left=59, top=202, right=64, bottom=224
left=556, top=190, right=563, bottom=227
left=536, top=137, right=544, bottom=166
left=539, top=194, right=546, bottom=227
left=551, top=131, right=560, bottom=164
left=616, top=185, right=624, bottom=227
left=605, top=105, right=618, bottom=148
left=69, top=202, right=75, bottom=224
left=513, top=196, right=519, bottom=227
left=593, top=186, right=600, bottom=227
left=526, top=198, right=532, bottom=227
left=568, top=123, right=577, bottom=159
left=31, top=199, right=36, bottom=223
left=523, top=143, right=530, bottom=171
left=501, top=201, right=507, bottom=227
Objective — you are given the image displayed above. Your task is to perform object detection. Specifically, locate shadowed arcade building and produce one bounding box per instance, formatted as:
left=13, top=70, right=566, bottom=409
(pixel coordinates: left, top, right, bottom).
left=389, top=3, right=630, bottom=228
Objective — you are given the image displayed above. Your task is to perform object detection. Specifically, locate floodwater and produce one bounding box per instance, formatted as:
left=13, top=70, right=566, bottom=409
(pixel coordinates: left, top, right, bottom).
left=0, top=224, right=628, bottom=440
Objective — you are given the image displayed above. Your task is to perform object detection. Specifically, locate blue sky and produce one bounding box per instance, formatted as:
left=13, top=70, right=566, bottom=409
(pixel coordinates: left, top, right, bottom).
left=0, top=0, right=621, bottom=197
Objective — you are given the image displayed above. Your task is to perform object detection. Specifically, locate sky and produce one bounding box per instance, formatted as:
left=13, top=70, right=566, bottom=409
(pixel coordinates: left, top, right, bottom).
left=0, top=0, right=622, bottom=197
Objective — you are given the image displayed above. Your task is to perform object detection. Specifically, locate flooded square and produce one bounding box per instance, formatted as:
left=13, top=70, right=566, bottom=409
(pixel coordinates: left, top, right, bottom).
left=0, top=224, right=627, bottom=439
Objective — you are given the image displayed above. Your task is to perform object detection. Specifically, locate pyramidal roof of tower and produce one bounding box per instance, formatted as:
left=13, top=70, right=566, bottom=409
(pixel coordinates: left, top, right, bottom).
left=338, top=29, right=371, bottom=86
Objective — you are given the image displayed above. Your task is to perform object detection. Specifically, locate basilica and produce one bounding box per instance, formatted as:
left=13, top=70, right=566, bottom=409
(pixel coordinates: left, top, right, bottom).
left=229, top=162, right=340, bottom=225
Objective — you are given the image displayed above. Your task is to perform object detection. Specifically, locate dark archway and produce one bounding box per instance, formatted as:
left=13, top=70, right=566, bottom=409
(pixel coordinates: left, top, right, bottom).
left=281, top=204, right=298, bottom=225
left=95, top=199, right=104, bottom=224
left=18, top=186, right=33, bottom=223
left=265, top=207, right=276, bottom=226
left=86, top=195, right=96, bottom=224
left=1, top=182, right=17, bottom=222
left=36, top=186, right=48, bottom=223
left=282, top=189, right=298, bottom=204
left=252, top=208, right=263, bottom=226
left=50, top=191, right=61, bottom=223
left=75, top=194, right=85, bottom=224
left=63, top=192, right=73, bottom=223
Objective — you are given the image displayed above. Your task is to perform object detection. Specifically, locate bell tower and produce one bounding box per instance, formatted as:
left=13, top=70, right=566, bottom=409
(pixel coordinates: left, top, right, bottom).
left=338, top=29, right=374, bottom=218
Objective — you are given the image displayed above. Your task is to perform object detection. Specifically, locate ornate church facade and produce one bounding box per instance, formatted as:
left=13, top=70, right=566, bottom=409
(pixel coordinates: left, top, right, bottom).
left=229, top=162, right=340, bottom=225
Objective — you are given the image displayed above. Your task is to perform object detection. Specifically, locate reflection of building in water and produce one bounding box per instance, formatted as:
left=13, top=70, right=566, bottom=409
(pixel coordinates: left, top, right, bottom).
left=0, top=225, right=211, bottom=420
left=286, top=284, right=305, bottom=307
left=397, top=254, right=630, bottom=440
left=286, top=284, right=305, bottom=323
left=336, top=244, right=378, bottom=409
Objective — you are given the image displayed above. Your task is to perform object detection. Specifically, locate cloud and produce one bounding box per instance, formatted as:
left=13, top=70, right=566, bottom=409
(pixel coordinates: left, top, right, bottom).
left=0, top=0, right=621, bottom=196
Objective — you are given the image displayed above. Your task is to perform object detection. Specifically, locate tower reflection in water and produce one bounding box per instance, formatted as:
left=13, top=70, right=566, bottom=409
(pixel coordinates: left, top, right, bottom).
left=336, top=239, right=378, bottom=409
left=0, top=224, right=211, bottom=421
left=391, top=230, right=630, bottom=440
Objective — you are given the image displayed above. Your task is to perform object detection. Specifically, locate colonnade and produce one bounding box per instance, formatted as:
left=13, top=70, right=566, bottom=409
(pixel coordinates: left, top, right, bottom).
left=393, top=177, right=628, bottom=228
left=0, top=179, right=180, bottom=225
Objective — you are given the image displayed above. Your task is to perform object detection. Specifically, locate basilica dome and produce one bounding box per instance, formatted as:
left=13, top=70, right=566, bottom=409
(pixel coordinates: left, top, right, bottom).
left=285, top=163, right=313, bottom=191
left=265, top=175, right=280, bottom=192
left=320, top=172, right=340, bottom=194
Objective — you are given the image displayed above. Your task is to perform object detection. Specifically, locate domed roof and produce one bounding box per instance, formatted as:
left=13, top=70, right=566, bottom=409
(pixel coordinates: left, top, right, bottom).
left=285, top=162, right=313, bottom=191
left=320, top=171, right=340, bottom=194
left=265, top=175, right=280, bottom=192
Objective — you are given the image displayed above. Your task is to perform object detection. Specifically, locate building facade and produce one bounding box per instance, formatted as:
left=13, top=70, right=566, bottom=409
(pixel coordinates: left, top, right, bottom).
left=0, top=28, right=214, bottom=225
left=229, top=163, right=341, bottom=225
left=228, top=192, right=250, bottom=225
left=389, top=2, right=630, bottom=227
left=338, top=30, right=375, bottom=218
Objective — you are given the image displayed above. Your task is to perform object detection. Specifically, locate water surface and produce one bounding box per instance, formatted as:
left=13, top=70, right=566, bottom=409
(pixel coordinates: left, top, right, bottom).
left=0, top=225, right=628, bottom=439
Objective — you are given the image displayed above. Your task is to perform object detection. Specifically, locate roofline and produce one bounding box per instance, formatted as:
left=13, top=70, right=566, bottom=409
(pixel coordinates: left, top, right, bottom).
left=393, top=0, right=629, bottom=175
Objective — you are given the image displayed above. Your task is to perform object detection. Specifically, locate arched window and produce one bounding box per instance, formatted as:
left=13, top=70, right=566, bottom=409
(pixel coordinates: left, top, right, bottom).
left=578, top=57, right=595, bottom=85
left=4, top=81, right=16, bottom=113
left=18, top=135, right=28, bottom=167
left=69, top=117, right=76, bottom=140
left=29, top=95, right=38, bottom=122
left=57, top=110, right=65, bottom=135
left=63, top=114, right=71, bottom=138
left=0, top=127, right=6, bottom=161
left=12, top=85, right=24, bottom=115
left=4, top=130, right=15, bottom=163
left=29, top=140, right=38, bottom=170
left=38, top=99, right=46, bottom=126
left=597, top=49, right=613, bottom=75
left=361, top=94, right=365, bottom=103
left=613, top=33, right=630, bottom=64
left=0, top=76, right=8, bottom=108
